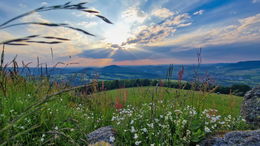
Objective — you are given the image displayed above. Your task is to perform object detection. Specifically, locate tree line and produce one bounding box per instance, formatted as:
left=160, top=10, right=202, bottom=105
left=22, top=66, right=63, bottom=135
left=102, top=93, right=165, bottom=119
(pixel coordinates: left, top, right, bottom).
left=94, top=79, right=251, bottom=96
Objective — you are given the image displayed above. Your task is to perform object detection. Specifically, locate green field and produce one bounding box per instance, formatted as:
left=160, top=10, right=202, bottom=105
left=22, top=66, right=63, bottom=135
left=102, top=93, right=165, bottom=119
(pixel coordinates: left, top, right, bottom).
left=0, top=77, right=248, bottom=145
left=98, top=87, right=243, bottom=116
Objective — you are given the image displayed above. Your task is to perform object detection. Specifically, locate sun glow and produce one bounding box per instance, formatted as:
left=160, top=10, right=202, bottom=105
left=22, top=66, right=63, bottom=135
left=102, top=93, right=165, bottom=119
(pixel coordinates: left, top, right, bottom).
left=104, top=23, right=130, bottom=45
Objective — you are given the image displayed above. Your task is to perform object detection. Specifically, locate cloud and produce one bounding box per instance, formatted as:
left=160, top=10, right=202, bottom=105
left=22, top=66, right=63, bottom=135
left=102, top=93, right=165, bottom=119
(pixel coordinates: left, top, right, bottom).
left=2, top=12, right=100, bottom=65
left=121, top=7, right=148, bottom=23
left=41, top=2, right=48, bottom=6
left=166, top=41, right=260, bottom=62
left=252, top=0, right=260, bottom=3
left=77, top=21, right=98, bottom=29
left=152, top=8, right=174, bottom=18
left=77, top=47, right=151, bottom=61
left=65, top=57, right=113, bottom=67
left=21, top=12, right=49, bottom=23
left=122, top=13, right=191, bottom=45
left=149, top=13, right=260, bottom=50
left=193, top=10, right=204, bottom=15
left=114, top=58, right=190, bottom=66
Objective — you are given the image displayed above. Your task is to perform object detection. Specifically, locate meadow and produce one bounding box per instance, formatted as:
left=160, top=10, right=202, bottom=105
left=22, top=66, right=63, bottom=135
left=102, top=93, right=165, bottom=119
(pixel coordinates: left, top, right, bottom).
left=0, top=72, right=249, bottom=145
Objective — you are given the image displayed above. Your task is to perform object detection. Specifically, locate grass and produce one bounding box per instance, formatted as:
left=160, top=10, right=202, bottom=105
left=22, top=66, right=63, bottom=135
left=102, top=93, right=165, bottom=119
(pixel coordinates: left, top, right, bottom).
left=100, top=87, right=243, bottom=116
left=0, top=75, right=248, bottom=145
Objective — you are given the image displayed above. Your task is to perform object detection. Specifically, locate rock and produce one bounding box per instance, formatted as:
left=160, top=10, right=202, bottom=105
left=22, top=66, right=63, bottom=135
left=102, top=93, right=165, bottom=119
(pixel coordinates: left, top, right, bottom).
left=200, top=129, right=260, bottom=146
left=241, top=87, right=260, bottom=128
left=87, top=126, right=116, bottom=145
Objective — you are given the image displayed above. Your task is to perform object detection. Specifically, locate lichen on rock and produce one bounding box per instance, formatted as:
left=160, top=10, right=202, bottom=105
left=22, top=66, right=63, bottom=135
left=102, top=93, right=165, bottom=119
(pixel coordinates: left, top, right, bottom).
left=200, top=129, right=260, bottom=146
left=87, top=126, right=116, bottom=145
left=241, top=86, right=260, bottom=128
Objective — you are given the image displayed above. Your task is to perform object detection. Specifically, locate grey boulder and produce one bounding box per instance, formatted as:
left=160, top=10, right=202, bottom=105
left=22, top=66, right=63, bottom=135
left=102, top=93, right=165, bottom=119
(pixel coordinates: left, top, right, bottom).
left=241, top=86, right=260, bottom=128
left=87, top=126, right=116, bottom=145
left=200, top=129, right=260, bottom=146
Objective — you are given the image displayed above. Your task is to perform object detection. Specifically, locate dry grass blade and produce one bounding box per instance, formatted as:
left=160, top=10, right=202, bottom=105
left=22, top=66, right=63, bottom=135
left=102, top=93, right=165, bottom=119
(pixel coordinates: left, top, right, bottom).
left=3, top=43, right=28, bottom=46
left=50, top=48, right=54, bottom=61
left=0, top=45, right=5, bottom=70
left=0, top=22, right=68, bottom=30
left=0, top=2, right=112, bottom=48
left=0, top=2, right=112, bottom=28
left=65, top=26, right=95, bottom=36
left=0, top=35, right=39, bottom=45
left=2, top=22, right=95, bottom=38
left=26, top=41, right=62, bottom=44
left=43, top=36, right=70, bottom=41
left=82, top=9, right=99, bottom=13
left=96, top=15, right=113, bottom=24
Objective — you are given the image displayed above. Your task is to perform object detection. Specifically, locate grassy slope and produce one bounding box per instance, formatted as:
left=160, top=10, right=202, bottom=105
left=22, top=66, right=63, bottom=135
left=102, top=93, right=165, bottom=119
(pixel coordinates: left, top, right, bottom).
left=99, top=87, right=243, bottom=116
left=0, top=79, right=245, bottom=145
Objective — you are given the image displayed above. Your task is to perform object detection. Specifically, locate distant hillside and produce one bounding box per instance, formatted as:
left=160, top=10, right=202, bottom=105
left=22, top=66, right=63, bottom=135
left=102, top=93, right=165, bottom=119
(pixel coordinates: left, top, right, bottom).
left=79, top=61, right=260, bottom=86
left=224, top=61, right=260, bottom=70
left=23, top=61, right=260, bottom=86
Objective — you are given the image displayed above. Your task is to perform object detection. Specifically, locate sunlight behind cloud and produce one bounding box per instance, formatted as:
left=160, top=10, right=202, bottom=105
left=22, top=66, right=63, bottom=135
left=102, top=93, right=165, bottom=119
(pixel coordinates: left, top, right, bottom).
left=104, top=22, right=131, bottom=45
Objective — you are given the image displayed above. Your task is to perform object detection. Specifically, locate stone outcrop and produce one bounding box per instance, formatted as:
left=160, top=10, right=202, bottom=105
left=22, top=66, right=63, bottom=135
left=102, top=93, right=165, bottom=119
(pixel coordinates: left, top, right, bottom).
left=87, top=126, right=116, bottom=145
left=241, top=86, right=260, bottom=128
left=200, top=129, right=260, bottom=146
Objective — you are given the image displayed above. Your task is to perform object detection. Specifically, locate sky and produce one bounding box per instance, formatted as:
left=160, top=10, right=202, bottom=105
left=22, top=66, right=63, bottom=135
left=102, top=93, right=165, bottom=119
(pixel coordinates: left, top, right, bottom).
left=0, top=0, right=260, bottom=67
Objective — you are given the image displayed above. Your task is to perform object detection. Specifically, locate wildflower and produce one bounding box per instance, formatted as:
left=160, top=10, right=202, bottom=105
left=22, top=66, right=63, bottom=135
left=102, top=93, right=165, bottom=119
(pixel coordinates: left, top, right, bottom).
left=54, top=126, right=58, bottom=130
left=111, top=116, right=116, bottom=121
left=115, top=97, right=123, bottom=110
left=135, top=141, right=141, bottom=145
left=141, top=128, right=148, bottom=133
left=109, top=136, right=115, bottom=142
left=130, top=120, right=134, bottom=125
left=182, top=120, right=187, bottom=125
left=131, top=126, right=136, bottom=133
left=40, top=137, right=44, bottom=142
left=219, top=121, right=225, bottom=125
left=147, top=123, right=154, bottom=128
left=204, top=126, right=211, bottom=133
left=211, top=117, right=217, bottom=123
left=151, top=144, right=155, bottom=146
left=134, top=133, right=138, bottom=139
left=186, top=130, right=191, bottom=135
left=183, top=136, right=187, bottom=141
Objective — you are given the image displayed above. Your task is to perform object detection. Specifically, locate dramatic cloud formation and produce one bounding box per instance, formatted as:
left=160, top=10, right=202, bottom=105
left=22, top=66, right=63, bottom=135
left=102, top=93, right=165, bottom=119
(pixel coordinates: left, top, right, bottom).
left=122, top=13, right=191, bottom=45
left=0, top=0, right=260, bottom=66
left=152, top=8, right=174, bottom=18
left=150, top=13, right=260, bottom=49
